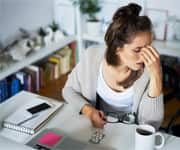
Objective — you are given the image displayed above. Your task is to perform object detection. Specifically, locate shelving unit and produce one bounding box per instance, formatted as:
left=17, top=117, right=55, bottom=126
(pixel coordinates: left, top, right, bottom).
left=153, top=40, right=180, bottom=57
left=82, top=33, right=180, bottom=58
left=72, top=0, right=180, bottom=59
left=0, top=36, right=76, bottom=81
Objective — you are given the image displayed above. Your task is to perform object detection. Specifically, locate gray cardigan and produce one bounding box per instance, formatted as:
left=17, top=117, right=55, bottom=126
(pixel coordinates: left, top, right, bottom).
left=62, top=45, right=164, bottom=129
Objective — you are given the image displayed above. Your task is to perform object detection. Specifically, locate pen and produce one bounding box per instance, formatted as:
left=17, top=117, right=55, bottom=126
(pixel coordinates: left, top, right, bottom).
left=35, top=144, right=50, bottom=150
left=17, top=114, right=39, bottom=125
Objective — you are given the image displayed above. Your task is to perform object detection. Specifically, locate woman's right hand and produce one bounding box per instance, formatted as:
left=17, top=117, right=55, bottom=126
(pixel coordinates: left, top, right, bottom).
left=81, top=104, right=106, bottom=128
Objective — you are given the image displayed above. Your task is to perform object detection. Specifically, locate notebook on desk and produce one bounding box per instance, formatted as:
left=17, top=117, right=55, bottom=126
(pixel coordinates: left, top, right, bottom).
left=2, top=92, right=64, bottom=135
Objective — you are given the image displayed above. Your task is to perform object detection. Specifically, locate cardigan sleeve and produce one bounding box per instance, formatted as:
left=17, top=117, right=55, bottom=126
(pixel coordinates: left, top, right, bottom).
left=62, top=45, right=105, bottom=114
left=62, top=47, right=97, bottom=113
left=137, top=85, right=164, bottom=130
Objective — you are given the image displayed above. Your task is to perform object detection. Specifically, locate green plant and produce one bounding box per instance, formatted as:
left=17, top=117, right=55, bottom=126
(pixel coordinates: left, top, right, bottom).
left=38, top=27, right=47, bottom=37
left=72, top=0, right=101, bottom=21
left=49, top=21, right=59, bottom=32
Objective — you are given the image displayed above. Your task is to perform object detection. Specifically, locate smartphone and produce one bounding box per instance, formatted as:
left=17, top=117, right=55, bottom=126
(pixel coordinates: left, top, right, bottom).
left=27, top=103, right=51, bottom=114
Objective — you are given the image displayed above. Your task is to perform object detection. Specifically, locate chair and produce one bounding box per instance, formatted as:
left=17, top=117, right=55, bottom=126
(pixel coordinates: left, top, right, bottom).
left=162, top=64, right=180, bottom=102
left=161, top=55, right=180, bottom=103
left=160, top=55, right=180, bottom=136
left=165, top=109, right=180, bottom=137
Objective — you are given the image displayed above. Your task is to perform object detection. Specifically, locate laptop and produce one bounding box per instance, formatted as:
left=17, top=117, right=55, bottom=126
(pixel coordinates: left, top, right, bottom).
left=26, top=128, right=115, bottom=150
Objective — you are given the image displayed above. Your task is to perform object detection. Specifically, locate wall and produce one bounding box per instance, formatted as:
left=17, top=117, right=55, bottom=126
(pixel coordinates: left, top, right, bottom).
left=98, top=0, right=180, bottom=21
left=1, top=0, right=180, bottom=47
left=146, top=0, right=180, bottom=18
left=0, top=0, right=54, bottom=47
left=54, top=0, right=76, bottom=35
left=98, top=0, right=145, bottom=22
left=0, top=0, right=3, bottom=47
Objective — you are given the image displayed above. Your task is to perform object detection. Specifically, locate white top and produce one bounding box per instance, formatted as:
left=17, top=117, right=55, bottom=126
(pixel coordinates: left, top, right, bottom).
left=97, top=63, right=134, bottom=111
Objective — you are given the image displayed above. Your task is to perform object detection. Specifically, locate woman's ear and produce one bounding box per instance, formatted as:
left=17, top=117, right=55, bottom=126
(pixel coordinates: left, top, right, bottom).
left=116, top=47, right=123, bottom=55
left=151, top=33, right=154, bottom=41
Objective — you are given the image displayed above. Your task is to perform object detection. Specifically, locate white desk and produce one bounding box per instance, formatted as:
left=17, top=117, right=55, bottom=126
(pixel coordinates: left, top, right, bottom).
left=0, top=91, right=180, bottom=150
left=0, top=136, right=34, bottom=150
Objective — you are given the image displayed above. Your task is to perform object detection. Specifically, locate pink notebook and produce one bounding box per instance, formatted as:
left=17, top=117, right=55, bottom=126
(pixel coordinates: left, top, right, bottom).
left=37, top=132, right=62, bottom=147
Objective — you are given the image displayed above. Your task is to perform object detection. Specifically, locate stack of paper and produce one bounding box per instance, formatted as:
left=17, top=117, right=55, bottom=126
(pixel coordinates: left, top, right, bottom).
left=3, top=92, right=64, bottom=134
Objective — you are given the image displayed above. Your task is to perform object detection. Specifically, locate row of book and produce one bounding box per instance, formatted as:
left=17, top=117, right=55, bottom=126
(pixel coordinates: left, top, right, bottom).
left=0, top=43, right=76, bottom=103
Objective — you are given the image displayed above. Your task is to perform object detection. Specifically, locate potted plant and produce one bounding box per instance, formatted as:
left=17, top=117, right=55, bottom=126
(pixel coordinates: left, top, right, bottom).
left=72, top=0, right=102, bottom=36
left=49, top=21, right=65, bottom=42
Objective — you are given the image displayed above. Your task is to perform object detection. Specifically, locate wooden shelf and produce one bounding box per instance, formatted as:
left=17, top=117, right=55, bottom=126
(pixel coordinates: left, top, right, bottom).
left=0, top=36, right=76, bottom=80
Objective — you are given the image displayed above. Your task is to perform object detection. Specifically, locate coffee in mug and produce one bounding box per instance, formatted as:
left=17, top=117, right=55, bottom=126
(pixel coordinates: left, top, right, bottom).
left=135, top=124, right=165, bottom=150
left=136, top=128, right=153, bottom=136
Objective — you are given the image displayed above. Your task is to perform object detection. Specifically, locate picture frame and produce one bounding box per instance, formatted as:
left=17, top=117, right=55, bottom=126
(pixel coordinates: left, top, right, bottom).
left=147, top=9, right=168, bottom=41
left=174, top=20, right=180, bottom=41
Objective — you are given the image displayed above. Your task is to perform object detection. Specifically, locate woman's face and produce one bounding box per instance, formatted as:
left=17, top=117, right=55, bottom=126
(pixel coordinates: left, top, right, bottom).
left=117, top=32, right=152, bottom=71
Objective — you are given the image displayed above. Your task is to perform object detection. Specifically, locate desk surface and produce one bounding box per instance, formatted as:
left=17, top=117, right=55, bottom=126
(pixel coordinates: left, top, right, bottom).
left=0, top=136, right=34, bottom=150
left=0, top=91, right=180, bottom=150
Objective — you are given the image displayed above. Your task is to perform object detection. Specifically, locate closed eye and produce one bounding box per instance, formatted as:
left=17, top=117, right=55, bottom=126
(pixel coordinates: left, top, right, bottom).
left=133, top=47, right=142, bottom=53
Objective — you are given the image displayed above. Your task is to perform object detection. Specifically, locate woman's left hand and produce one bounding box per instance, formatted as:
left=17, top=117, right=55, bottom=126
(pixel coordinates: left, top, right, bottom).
left=140, top=45, right=162, bottom=97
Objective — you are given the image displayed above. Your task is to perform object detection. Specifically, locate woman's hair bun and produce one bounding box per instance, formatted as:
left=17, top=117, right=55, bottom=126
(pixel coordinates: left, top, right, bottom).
left=113, top=3, right=142, bottom=21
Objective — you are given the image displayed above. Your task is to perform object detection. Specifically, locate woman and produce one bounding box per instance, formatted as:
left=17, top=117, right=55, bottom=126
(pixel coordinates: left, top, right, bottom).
left=62, top=3, right=164, bottom=130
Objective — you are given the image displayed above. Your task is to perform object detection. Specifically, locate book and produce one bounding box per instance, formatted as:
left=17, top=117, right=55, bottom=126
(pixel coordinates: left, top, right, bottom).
left=26, top=73, right=32, bottom=92
left=44, top=61, right=55, bottom=84
left=10, top=77, right=21, bottom=96
left=69, top=41, right=76, bottom=68
left=23, top=68, right=37, bottom=92
left=2, top=91, right=64, bottom=135
left=48, top=55, right=61, bottom=79
left=36, top=63, right=46, bottom=87
left=0, top=79, right=8, bottom=103
left=16, top=71, right=27, bottom=91
left=39, top=66, right=45, bottom=88
left=56, top=46, right=72, bottom=74
left=27, top=65, right=40, bottom=92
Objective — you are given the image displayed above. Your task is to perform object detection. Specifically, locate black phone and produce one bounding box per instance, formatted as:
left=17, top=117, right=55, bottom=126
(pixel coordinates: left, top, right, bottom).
left=27, top=103, right=51, bottom=114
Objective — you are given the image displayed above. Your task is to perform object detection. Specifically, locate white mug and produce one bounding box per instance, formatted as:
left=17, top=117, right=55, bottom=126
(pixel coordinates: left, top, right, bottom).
left=135, top=124, right=165, bottom=150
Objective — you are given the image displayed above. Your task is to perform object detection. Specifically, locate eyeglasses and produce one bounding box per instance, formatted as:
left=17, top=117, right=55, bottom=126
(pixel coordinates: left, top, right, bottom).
left=105, top=112, right=136, bottom=124
left=89, top=112, right=136, bottom=144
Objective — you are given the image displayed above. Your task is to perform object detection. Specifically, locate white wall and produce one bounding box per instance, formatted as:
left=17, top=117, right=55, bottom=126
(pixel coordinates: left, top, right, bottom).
left=0, top=0, right=54, bottom=47
left=1, top=0, right=180, bottom=47
left=98, top=0, right=180, bottom=21
left=96, top=0, right=145, bottom=22
left=0, top=0, right=3, bottom=47
left=147, top=0, right=180, bottom=18
left=54, top=0, right=76, bottom=35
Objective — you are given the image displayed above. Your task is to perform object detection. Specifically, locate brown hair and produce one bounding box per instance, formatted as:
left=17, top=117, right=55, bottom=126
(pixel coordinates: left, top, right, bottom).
left=104, top=3, right=152, bottom=66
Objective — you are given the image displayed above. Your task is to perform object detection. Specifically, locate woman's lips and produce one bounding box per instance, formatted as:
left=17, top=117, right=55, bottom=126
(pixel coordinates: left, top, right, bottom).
left=136, top=62, right=142, bottom=64
left=136, top=62, right=144, bottom=67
